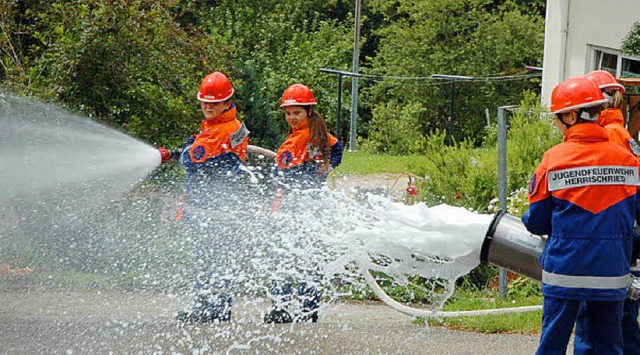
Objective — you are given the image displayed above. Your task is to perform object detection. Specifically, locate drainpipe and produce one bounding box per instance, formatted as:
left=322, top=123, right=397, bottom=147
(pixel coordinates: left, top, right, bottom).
left=558, top=0, right=570, bottom=84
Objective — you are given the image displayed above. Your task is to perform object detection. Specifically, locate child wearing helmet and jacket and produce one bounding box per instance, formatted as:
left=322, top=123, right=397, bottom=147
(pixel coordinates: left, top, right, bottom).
left=174, top=71, right=250, bottom=323
left=263, top=83, right=343, bottom=324
left=522, top=76, right=640, bottom=354
left=583, top=70, right=640, bottom=355
left=585, top=70, right=640, bottom=158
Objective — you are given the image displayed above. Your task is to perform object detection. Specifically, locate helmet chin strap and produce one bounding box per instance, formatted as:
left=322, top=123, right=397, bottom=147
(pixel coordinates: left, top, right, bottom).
left=558, top=113, right=573, bottom=129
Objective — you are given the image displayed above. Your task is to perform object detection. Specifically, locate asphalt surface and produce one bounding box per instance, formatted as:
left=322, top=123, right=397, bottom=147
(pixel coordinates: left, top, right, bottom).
left=0, top=287, right=543, bottom=354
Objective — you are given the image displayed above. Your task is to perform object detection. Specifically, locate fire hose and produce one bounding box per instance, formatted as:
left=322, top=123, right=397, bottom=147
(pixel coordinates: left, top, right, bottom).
left=156, top=145, right=638, bottom=317
left=158, top=144, right=277, bottom=164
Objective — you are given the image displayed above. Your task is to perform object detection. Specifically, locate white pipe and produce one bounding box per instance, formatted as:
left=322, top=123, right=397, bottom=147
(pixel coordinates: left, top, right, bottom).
left=247, top=145, right=276, bottom=159
left=558, top=0, right=570, bottom=84
left=360, top=266, right=541, bottom=318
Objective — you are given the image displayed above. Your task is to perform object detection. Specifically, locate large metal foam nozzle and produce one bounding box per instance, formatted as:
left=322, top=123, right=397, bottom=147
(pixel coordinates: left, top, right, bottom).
left=480, top=209, right=545, bottom=282
left=481, top=209, right=640, bottom=300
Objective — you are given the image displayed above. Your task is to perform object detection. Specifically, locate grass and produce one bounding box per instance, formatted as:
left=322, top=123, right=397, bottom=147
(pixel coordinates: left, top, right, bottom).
left=424, top=288, right=542, bottom=334
left=331, top=151, right=431, bottom=176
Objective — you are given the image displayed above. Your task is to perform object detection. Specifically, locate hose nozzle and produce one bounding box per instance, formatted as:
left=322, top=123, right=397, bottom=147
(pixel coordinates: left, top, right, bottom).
left=158, top=147, right=181, bottom=164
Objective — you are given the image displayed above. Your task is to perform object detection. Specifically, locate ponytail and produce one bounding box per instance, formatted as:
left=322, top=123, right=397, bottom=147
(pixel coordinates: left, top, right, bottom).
left=307, top=109, right=331, bottom=168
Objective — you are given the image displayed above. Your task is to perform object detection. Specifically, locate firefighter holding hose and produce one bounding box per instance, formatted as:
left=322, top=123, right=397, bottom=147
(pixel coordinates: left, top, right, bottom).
left=264, top=83, right=343, bottom=324
left=522, top=76, right=640, bottom=354
left=161, top=71, right=250, bottom=323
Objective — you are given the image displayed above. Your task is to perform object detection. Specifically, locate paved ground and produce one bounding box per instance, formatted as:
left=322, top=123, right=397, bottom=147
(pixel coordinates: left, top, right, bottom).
left=0, top=287, right=542, bottom=354
left=1, top=174, right=547, bottom=354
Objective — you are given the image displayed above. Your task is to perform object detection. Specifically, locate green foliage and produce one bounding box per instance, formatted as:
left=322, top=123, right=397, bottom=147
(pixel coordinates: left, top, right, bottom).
left=409, top=92, right=560, bottom=214
left=413, top=130, right=498, bottom=212
left=507, top=276, right=542, bottom=298
left=506, top=92, right=562, bottom=189
left=15, top=1, right=208, bottom=146
left=360, top=100, right=428, bottom=154
left=623, top=21, right=640, bottom=57
left=458, top=264, right=499, bottom=290
left=1, top=0, right=355, bottom=151
left=362, top=0, right=544, bottom=149
left=1, top=0, right=546, bottom=151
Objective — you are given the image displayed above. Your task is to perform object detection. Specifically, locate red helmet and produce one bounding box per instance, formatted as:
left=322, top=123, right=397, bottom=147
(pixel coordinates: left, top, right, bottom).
left=280, top=84, right=317, bottom=107
left=584, top=70, right=625, bottom=94
left=550, top=77, right=608, bottom=114
left=197, top=72, right=234, bottom=102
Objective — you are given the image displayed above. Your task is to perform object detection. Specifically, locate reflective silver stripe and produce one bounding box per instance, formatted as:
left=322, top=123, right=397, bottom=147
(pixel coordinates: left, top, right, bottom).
left=542, top=270, right=630, bottom=289
left=630, top=139, right=640, bottom=156
left=547, top=165, right=639, bottom=191
left=230, top=122, right=249, bottom=148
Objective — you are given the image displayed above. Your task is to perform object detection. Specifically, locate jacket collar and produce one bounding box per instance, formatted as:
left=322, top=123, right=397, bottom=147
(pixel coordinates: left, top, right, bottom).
left=564, top=122, right=609, bottom=143
left=291, top=117, right=309, bottom=132
left=200, top=104, right=237, bottom=131
left=598, top=108, right=625, bottom=127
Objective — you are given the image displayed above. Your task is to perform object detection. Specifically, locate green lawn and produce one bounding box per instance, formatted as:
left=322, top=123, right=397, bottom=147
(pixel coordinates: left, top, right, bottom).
left=331, top=151, right=431, bottom=176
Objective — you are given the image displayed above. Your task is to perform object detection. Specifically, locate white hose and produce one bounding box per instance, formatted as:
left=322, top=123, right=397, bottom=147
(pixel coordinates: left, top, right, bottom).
left=247, top=145, right=276, bottom=159
left=360, top=266, right=542, bottom=318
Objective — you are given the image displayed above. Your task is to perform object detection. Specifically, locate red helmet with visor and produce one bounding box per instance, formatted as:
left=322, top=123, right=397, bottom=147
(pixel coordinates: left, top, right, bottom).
left=584, top=70, right=625, bottom=94
left=550, top=77, right=608, bottom=116
left=197, top=72, right=234, bottom=103
left=280, top=84, right=317, bottom=107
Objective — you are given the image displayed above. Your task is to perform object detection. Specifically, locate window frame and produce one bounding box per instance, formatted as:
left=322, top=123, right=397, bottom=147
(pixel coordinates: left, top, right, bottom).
left=589, top=45, right=640, bottom=78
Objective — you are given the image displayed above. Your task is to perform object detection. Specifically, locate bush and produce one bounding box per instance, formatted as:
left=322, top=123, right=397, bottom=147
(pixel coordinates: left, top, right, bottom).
left=360, top=100, right=428, bottom=155
left=412, top=92, right=561, bottom=214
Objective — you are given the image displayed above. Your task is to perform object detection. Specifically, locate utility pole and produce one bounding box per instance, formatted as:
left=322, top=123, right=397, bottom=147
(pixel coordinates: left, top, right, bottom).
left=349, top=0, right=362, bottom=151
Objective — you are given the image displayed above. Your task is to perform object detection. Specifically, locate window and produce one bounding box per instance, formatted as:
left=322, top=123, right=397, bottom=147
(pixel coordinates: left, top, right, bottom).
left=592, top=47, right=640, bottom=93
left=622, top=57, right=640, bottom=78
left=592, top=48, right=640, bottom=78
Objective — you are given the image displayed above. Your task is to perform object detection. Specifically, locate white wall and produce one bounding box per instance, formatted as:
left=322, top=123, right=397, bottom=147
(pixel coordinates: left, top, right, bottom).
left=541, top=0, right=639, bottom=106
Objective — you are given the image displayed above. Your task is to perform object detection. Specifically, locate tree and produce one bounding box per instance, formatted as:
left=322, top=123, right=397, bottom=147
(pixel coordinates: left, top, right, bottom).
left=622, top=21, right=640, bottom=57
left=362, top=0, right=544, bottom=152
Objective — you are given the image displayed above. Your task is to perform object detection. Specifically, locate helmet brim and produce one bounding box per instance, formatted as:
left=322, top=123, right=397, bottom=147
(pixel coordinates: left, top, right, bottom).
left=552, top=98, right=609, bottom=114
left=197, top=89, right=234, bottom=103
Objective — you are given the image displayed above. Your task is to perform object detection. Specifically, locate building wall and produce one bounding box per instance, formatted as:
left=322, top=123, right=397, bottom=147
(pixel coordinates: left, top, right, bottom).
left=541, top=0, right=639, bottom=106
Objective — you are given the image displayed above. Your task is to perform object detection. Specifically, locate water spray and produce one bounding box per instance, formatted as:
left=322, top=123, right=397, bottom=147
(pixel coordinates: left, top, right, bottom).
left=363, top=209, right=640, bottom=319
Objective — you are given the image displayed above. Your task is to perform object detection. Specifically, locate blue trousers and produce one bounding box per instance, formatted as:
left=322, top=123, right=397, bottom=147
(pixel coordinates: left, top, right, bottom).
left=539, top=296, right=623, bottom=355
left=574, top=298, right=640, bottom=355
left=268, top=272, right=322, bottom=312
left=622, top=298, right=640, bottom=355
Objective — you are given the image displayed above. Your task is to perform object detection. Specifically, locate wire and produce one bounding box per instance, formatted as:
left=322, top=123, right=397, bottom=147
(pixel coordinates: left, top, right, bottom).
left=358, top=72, right=541, bottom=83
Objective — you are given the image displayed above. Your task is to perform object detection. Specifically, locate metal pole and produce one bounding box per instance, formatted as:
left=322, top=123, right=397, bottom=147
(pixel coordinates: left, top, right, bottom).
left=319, top=69, right=362, bottom=143
left=337, top=74, right=343, bottom=141
left=349, top=0, right=361, bottom=151
left=431, top=74, right=473, bottom=146
left=497, top=105, right=516, bottom=300
left=449, top=81, right=455, bottom=146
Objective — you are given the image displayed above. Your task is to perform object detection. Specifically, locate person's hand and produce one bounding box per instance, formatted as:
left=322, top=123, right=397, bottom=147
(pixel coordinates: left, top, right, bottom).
left=158, top=147, right=181, bottom=164
left=159, top=147, right=171, bottom=164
